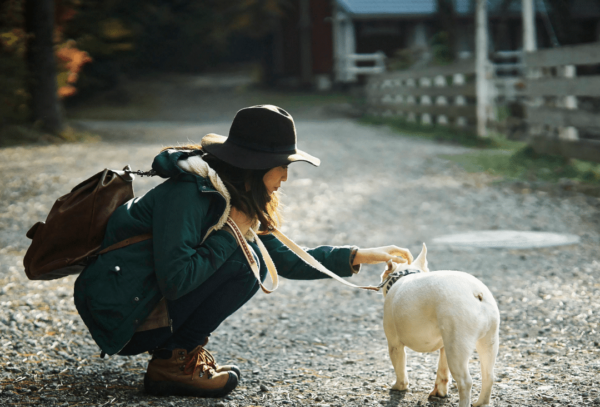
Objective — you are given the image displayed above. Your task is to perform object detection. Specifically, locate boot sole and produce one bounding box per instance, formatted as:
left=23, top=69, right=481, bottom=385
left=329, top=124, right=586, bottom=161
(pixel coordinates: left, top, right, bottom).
left=144, top=371, right=238, bottom=398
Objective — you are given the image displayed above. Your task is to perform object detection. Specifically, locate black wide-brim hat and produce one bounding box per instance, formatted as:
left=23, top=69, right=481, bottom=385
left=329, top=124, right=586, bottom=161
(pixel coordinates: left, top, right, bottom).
left=201, top=105, right=320, bottom=170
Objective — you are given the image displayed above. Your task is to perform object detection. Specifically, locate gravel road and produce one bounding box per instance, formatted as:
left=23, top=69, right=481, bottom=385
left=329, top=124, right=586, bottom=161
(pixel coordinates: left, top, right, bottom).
left=0, top=91, right=599, bottom=407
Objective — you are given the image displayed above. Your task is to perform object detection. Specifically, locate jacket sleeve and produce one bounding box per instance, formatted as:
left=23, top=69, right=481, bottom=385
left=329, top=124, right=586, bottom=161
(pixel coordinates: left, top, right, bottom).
left=152, top=181, right=238, bottom=300
left=258, top=233, right=356, bottom=280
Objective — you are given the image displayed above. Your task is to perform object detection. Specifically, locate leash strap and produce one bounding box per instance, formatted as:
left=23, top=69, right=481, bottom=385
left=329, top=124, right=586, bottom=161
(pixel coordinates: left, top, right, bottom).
left=225, top=219, right=380, bottom=293
left=271, top=228, right=380, bottom=292
left=225, top=218, right=279, bottom=294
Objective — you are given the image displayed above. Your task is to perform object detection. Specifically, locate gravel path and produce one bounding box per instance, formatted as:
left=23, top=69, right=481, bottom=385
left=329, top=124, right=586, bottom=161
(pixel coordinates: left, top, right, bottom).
left=0, top=101, right=599, bottom=406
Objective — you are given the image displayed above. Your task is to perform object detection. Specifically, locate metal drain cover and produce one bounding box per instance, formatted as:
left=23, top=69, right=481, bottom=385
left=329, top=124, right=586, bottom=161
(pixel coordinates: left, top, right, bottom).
left=432, top=230, right=580, bottom=249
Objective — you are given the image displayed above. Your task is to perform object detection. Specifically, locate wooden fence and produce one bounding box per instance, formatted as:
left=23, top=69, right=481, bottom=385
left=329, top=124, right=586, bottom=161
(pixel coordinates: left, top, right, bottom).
left=365, top=59, right=477, bottom=133
left=365, top=42, right=600, bottom=163
left=524, top=42, right=600, bottom=163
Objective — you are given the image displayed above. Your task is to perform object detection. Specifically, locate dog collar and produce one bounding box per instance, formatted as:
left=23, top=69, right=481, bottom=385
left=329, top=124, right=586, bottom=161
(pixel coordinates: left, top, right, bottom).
left=378, top=268, right=422, bottom=292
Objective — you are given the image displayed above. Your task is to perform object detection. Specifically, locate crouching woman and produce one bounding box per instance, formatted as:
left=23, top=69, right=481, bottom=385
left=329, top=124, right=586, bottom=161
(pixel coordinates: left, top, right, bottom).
left=74, top=105, right=412, bottom=398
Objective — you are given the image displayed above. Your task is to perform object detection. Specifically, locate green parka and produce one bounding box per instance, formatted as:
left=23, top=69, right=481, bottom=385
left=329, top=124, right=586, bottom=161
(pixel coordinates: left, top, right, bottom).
left=74, top=150, right=358, bottom=355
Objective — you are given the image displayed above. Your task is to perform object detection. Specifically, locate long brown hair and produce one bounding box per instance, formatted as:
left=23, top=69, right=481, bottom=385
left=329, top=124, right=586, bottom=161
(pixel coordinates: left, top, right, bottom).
left=161, top=144, right=282, bottom=233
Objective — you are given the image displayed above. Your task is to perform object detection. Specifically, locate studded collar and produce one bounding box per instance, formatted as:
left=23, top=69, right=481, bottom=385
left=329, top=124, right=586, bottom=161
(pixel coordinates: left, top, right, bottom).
left=379, top=268, right=423, bottom=295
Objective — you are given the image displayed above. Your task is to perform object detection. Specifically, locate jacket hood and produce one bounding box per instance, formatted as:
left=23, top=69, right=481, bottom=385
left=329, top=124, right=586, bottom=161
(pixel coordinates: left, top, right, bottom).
left=151, top=149, right=198, bottom=178
left=151, top=149, right=257, bottom=240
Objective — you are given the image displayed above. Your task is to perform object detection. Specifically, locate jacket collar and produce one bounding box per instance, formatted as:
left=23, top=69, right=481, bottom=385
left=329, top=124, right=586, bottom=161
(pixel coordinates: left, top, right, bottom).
left=176, top=152, right=258, bottom=241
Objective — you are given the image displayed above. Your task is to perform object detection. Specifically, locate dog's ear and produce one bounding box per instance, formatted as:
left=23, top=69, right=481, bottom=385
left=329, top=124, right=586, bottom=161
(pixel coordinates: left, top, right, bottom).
left=413, top=243, right=429, bottom=273
left=381, top=260, right=395, bottom=282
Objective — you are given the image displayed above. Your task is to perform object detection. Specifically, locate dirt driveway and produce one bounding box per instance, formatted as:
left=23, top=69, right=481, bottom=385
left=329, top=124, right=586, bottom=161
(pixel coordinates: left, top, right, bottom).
left=0, top=76, right=599, bottom=406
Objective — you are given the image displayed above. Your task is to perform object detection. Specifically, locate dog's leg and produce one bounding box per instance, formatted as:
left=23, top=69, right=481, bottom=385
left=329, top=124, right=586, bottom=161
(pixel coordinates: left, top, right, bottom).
left=429, top=347, right=451, bottom=398
left=443, top=339, right=475, bottom=407
left=473, top=330, right=499, bottom=406
left=389, top=343, right=409, bottom=391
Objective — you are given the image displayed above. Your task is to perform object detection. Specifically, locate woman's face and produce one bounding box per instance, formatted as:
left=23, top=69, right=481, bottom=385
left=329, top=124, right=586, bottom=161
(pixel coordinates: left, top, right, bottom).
left=263, top=165, right=288, bottom=195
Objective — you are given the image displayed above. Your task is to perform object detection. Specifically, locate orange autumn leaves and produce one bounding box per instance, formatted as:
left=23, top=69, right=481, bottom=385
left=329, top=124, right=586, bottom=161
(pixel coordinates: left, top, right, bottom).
left=56, top=40, right=92, bottom=98
left=0, top=30, right=91, bottom=99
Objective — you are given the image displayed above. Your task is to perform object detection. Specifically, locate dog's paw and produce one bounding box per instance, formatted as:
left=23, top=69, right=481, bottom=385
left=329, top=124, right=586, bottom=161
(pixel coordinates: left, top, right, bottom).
left=428, top=384, right=449, bottom=399
left=429, top=375, right=451, bottom=398
left=391, top=381, right=409, bottom=391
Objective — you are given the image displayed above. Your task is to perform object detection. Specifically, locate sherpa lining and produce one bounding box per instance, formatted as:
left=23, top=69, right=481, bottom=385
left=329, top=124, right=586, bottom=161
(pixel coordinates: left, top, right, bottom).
left=177, top=153, right=258, bottom=242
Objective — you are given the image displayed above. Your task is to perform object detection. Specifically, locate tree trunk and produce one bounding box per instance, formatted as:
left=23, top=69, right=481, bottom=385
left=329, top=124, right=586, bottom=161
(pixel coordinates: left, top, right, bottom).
left=25, top=0, right=63, bottom=133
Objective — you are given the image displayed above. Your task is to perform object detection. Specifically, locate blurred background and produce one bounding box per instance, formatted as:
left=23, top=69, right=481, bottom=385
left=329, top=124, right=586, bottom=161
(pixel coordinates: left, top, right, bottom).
left=1, top=0, right=600, bottom=185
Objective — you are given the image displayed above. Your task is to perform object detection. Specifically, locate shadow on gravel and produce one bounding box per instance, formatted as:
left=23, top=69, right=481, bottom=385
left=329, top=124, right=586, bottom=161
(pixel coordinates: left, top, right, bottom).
left=380, top=390, right=454, bottom=407
left=381, top=389, right=407, bottom=406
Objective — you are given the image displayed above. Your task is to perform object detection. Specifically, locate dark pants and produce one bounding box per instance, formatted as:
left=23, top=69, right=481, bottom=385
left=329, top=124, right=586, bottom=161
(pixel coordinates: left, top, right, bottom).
left=118, top=243, right=266, bottom=355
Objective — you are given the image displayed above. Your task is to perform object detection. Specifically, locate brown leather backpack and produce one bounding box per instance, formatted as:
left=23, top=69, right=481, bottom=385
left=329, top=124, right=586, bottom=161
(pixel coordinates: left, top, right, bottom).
left=23, top=167, right=153, bottom=280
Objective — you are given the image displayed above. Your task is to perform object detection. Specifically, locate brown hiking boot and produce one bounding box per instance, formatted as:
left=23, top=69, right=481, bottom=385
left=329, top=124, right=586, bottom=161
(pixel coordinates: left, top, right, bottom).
left=144, top=346, right=238, bottom=397
left=200, top=337, right=242, bottom=379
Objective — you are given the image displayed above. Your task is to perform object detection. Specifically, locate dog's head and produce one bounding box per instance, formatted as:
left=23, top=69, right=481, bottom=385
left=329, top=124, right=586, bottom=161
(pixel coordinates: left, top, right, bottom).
left=380, top=243, right=429, bottom=295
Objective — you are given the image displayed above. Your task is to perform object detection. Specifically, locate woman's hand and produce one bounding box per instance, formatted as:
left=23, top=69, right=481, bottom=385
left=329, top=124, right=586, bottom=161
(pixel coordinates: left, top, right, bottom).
left=352, top=246, right=413, bottom=266
left=229, top=207, right=254, bottom=236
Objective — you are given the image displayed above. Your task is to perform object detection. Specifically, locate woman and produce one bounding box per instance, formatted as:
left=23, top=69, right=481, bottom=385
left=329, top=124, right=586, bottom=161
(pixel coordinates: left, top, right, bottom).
left=74, top=105, right=412, bottom=398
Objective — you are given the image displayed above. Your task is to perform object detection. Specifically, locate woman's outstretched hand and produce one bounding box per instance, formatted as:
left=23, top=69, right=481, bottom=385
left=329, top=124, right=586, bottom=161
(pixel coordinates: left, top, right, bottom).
left=352, top=246, right=413, bottom=266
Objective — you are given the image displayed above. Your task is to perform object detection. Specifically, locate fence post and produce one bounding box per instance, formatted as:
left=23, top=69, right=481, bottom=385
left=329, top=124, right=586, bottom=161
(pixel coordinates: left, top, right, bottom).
left=522, top=0, right=537, bottom=52
left=476, top=0, right=489, bottom=137
left=454, top=73, right=468, bottom=127
left=420, top=77, right=432, bottom=125
left=435, top=75, right=448, bottom=125
left=345, top=21, right=357, bottom=82
left=558, top=65, right=579, bottom=140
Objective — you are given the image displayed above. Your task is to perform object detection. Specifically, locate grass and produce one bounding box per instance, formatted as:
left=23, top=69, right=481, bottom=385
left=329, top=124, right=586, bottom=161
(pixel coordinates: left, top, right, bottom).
left=361, top=115, right=600, bottom=188
left=443, top=145, right=600, bottom=185
left=0, top=124, right=101, bottom=148
left=360, top=115, right=512, bottom=149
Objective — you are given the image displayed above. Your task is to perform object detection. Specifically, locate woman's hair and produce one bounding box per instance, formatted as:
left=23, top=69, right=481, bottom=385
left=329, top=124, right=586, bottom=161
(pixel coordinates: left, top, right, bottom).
left=161, top=144, right=282, bottom=233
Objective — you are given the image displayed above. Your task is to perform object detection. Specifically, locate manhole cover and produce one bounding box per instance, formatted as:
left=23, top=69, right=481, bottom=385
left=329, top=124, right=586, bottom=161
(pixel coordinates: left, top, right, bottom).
left=432, top=230, right=580, bottom=249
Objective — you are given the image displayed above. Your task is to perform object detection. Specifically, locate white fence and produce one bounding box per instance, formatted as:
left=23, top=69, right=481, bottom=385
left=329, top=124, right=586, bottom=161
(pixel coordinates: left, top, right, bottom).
left=365, top=59, right=477, bottom=132
left=364, top=42, right=600, bottom=163
left=339, top=52, right=386, bottom=83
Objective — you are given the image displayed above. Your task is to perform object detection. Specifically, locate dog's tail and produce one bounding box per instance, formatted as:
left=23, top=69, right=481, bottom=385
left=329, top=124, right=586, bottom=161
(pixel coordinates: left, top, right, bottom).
left=413, top=243, right=430, bottom=273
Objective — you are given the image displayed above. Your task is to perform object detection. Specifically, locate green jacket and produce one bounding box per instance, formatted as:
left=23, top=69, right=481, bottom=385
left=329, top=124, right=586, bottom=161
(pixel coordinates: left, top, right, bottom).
left=74, top=150, right=357, bottom=355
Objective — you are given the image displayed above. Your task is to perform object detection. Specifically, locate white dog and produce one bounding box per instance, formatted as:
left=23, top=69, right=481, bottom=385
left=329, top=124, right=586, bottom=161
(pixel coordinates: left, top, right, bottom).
left=381, top=244, right=500, bottom=407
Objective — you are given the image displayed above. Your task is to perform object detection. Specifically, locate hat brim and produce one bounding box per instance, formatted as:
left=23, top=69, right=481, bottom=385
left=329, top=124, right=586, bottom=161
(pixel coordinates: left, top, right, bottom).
left=201, top=133, right=320, bottom=170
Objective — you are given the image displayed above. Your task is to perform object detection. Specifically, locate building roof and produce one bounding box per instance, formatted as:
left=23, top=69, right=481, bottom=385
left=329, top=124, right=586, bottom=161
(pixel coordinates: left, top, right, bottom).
left=336, top=0, right=437, bottom=16
left=335, top=0, right=554, bottom=17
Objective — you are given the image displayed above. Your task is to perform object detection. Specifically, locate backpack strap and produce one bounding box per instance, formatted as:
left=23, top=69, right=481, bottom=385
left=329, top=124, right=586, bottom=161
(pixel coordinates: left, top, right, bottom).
left=93, top=233, right=153, bottom=258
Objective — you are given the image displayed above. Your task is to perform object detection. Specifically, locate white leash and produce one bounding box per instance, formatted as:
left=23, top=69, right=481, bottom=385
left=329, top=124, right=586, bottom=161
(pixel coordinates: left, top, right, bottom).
left=226, top=218, right=279, bottom=293
left=270, top=229, right=380, bottom=292
left=225, top=218, right=380, bottom=293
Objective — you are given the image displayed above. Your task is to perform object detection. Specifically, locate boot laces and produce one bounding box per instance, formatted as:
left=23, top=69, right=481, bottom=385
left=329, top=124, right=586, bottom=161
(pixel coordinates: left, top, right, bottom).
left=183, top=346, right=217, bottom=380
